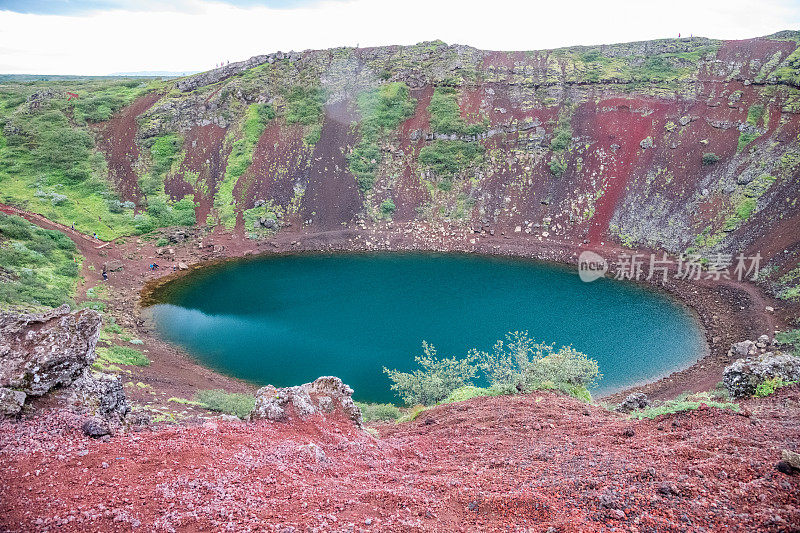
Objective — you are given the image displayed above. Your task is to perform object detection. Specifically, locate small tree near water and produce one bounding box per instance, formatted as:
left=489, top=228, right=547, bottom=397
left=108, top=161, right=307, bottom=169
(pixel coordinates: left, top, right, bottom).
left=383, top=342, right=478, bottom=406
left=474, top=331, right=601, bottom=393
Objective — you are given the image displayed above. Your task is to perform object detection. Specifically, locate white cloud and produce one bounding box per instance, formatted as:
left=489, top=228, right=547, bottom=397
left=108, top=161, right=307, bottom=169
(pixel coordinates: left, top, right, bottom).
left=2, top=0, right=798, bottom=75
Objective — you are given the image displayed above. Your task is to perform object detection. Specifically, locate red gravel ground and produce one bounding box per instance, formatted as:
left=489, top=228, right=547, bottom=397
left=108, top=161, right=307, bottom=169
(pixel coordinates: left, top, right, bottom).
left=2, top=387, right=799, bottom=532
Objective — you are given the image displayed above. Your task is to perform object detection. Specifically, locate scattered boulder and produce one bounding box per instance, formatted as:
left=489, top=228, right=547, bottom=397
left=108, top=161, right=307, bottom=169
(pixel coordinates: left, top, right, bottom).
left=0, top=305, right=101, bottom=396
left=70, top=371, right=130, bottom=423
left=250, top=376, right=363, bottom=427
left=104, top=260, right=124, bottom=272
left=782, top=449, right=800, bottom=470
left=128, top=411, right=152, bottom=431
left=723, top=352, right=800, bottom=399
left=756, top=334, right=770, bottom=349
left=599, top=491, right=622, bottom=509
left=27, top=88, right=65, bottom=111
left=0, top=387, right=26, bottom=417
left=178, top=262, right=189, bottom=271
left=298, top=442, right=327, bottom=464
left=165, top=228, right=194, bottom=244
left=728, top=340, right=757, bottom=359
left=253, top=217, right=277, bottom=230
left=82, top=416, right=110, bottom=438
left=616, top=392, right=650, bottom=413
left=639, top=136, right=654, bottom=149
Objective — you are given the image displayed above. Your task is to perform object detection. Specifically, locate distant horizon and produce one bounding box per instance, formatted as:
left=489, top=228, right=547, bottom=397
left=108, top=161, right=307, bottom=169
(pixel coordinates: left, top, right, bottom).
left=1, top=0, right=798, bottom=76
left=1, top=29, right=798, bottom=78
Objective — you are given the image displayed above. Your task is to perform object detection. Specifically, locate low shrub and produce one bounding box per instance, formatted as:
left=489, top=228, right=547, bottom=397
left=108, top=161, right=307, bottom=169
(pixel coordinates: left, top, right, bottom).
left=631, top=392, right=739, bottom=419
left=442, top=384, right=516, bottom=404
left=356, top=402, right=402, bottom=422
left=702, top=152, right=720, bottom=165
left=303, top=125, right=321, bottom=145
left=418, top=140, right=484, bottom=178
left=285, top=86, right=326, bottom=126
left=379, top=198, right=396, bottom=218
left=474, top=331, right=601, bottom=394
left=194, top=389, right=255, bottom=419
left=755, top=377, right=797, bottom=397
left=774, top=328, right=800, bottom=355
left=549, top=155, right=567, bottom=177
left=103, top=320, right=123, bottom=335
left=737, top=131, right=758, bottom=152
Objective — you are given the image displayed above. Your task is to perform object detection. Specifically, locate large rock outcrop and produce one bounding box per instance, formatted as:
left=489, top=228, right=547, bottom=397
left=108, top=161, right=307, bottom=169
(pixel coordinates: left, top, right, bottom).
left=0, top=305, right=102, bottom=396
left=723, top=351, right=800, bottom=399
left=250, top=376, right=363, bottom=427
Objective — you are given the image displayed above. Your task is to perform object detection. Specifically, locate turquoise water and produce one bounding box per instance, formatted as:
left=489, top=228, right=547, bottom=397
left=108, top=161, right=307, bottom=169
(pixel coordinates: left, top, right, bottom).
left=145, top=253, right=706, bottom=403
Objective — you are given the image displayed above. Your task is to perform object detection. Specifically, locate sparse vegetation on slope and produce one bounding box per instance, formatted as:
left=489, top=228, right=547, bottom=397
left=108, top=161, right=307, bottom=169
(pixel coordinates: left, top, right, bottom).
left=418, top=140, right=484, bottom=180
left=355, top=402, right=402, bottom=422
left=0, top=213, right=81, bottom=310
left=214, top=103, right=276, bottom=227
left=428, top=86, right=486, bottom=136
left=348, top=82, right=416, bottom=191
left=630, top=392, right=739, bottom=419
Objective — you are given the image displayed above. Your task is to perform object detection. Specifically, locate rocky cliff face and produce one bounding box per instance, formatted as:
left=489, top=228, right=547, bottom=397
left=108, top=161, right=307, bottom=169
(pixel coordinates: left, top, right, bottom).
left=0, top=305, right=129, bottom=423
left=99, top=32, right=800, bottom=299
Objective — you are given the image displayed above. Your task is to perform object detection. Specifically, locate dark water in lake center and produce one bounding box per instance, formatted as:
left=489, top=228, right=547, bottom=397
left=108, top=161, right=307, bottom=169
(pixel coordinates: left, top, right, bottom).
left=145, top=253, right=706, bottom=403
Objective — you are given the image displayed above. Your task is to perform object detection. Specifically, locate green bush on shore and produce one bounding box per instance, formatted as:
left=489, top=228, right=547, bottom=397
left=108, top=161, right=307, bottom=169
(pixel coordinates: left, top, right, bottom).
left=356, top=402, right=402, bottom=422
left=384, top=331, right=601, bottom=406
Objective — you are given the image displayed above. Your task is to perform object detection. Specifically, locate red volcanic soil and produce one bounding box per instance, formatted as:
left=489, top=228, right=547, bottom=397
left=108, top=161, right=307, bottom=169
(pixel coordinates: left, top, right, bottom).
left=392, top=85, right=433, bottom=220
left=581, top=99, right=661, bottom=243
left=300, top=99, right=363, bottom=229
left=95, top=93, right=161, bottom=203
left=2, top=388, right=799, bottom=531
left=238, top=121, right=308, bottom=217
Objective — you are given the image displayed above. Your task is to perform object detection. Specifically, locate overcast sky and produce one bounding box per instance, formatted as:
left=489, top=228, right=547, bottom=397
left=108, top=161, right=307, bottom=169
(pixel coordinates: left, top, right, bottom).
left=1, top=0, right=798, bottom=75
